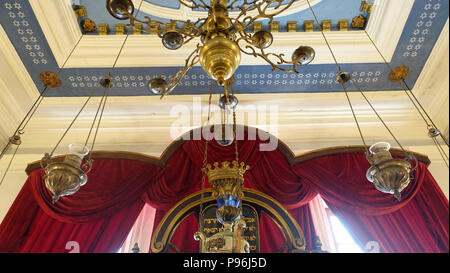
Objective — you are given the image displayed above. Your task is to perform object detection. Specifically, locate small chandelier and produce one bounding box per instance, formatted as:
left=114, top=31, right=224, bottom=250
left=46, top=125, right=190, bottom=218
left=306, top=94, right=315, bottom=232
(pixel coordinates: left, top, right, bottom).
left=106, top=0, right=315, bottom=96
left=40, top=144, right=92, bottom=203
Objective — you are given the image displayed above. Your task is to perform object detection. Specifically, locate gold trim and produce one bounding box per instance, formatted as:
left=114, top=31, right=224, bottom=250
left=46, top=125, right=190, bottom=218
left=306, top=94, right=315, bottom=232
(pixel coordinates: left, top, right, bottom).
left=150, top=188, right=305, bottom=253
left=244, top=188, right=306, bottom=250
left=151, top=190, right=215, bottom=253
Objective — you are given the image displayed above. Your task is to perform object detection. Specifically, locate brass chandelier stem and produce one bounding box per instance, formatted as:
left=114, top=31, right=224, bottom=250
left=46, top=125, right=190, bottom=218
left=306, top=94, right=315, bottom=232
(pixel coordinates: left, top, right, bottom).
left=109, top=0, right=316, bottom=96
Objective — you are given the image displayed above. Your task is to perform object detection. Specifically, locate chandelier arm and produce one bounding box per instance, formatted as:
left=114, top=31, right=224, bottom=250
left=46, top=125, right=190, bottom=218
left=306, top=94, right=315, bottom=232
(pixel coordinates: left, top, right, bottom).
left=227, top=0, right=258, bottom=11
left=177, top=0, right=210, bottom=10
left=161, top=44, right=203, bottom=98
left=125, top=11, right=204, bottom=39
left=244, top=0, right=297, bottom=27
left=236, top=36, right=299, bottom=73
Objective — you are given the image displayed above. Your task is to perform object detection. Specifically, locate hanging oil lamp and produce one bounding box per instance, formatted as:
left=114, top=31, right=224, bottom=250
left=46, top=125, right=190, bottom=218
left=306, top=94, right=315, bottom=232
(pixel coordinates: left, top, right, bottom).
left=40, top=143, right=92, bottom=203
left=365, top=142, right=416, bottom=201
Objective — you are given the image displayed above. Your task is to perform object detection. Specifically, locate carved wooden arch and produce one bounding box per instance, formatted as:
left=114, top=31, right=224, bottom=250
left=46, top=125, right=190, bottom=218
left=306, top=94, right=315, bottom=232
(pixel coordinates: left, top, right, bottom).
left=25, top=125, right=431, bottom=174
left=150, top=188, right=306, bottom=253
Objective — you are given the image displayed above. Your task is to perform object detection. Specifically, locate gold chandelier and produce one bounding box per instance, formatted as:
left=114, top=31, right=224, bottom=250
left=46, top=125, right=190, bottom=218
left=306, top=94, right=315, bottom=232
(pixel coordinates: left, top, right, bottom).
left=106, top=0, right=315, bottom=96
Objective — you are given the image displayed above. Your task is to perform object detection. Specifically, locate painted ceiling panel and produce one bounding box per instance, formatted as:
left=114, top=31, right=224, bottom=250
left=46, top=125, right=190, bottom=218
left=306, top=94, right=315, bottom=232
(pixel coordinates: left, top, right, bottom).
left=0, top=0, right=448, bottom=97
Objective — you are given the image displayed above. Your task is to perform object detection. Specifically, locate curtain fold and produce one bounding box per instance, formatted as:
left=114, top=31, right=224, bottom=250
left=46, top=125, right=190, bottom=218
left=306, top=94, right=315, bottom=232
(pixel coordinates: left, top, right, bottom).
left=0, top=159, right=158, bottom=252
left=292, top=153, right=448, bottom=253
left=292, top=153, right=423, bottom=216
left=330, top=167, right=449, bottom=253
left=18, top=198, right=144, bottom=253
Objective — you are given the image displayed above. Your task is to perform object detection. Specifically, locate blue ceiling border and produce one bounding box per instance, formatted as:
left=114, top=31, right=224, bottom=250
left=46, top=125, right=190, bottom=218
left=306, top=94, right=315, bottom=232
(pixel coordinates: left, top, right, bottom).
left=0, top=0, right=448, bottom=97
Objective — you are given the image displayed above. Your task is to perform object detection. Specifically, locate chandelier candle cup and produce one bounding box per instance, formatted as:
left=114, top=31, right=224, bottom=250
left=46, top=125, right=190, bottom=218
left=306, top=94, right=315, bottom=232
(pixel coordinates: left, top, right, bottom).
left=162, top=31, right=184, bottom=50
left=148, top=77, right=168, bottom=95
left=252, top=30, right=274, bottom=49
left=106, top=0, right=135, bottom=20
left=292, top=46, right=315, bottom=66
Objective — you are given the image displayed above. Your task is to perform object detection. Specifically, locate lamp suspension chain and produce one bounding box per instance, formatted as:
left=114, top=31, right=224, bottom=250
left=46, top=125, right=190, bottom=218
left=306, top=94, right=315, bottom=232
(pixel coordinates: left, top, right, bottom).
left=86, top=82, right=112, bottom=163
left=363, top=28, right=449, bottom=150
left=306, top=0, right=370, bottom=155
left=362, top=27, right=449, bottom=166
left=48, top=0, right=145, bottom=158
left=0, top=33, right=84, bottom=186
left=199, top=80, right=213, bottom=232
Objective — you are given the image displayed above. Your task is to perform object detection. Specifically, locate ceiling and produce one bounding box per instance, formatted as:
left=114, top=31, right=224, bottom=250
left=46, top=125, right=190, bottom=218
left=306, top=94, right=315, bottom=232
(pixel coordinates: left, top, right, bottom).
left=0, top=0, right=448, bottom=96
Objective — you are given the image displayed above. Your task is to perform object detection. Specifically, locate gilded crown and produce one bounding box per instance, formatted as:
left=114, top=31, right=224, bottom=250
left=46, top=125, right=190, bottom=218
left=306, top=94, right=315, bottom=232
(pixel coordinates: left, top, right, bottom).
left=202, top=161, right=250, bottom=182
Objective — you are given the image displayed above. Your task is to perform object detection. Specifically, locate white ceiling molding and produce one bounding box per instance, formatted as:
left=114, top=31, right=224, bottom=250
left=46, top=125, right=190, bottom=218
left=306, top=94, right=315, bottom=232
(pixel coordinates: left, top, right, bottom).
left=28, top=0, right=407, bottom=68
left=29, top=0, right=82, bottom=67
left=366, top=0, right=415, bottom=63
left=412, top=19, right=449, bottom=140
left=64, top=31, right=385, bottom=68
left=0, top=25, right=39, bottom=144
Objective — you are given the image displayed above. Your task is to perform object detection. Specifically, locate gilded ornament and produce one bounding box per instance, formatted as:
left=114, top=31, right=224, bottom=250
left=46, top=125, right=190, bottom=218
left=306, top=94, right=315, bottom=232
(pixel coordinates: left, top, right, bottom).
left=351, top=14, right=366, bottom=28
left=98, top=24, right=109, bottom=35
left=73, top=5, right=87, bottom=18
left=303, top=20, right=314, bottom=32
left=82, top=18, right=97, bottom=32
left=389, top=66, right=409, bottom=82
left=40, top=72, right=61, bottom=88
left=338, top=19, right=349, bottom=31
left=321, top=20, right=331, bottom=31
left=287, top=21, right=297, bottom=32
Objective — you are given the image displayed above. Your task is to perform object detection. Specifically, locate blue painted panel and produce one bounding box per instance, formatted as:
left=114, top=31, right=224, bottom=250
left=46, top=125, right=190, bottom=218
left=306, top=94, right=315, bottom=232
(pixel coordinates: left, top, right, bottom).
left=145, top=0, right=180, bottom=9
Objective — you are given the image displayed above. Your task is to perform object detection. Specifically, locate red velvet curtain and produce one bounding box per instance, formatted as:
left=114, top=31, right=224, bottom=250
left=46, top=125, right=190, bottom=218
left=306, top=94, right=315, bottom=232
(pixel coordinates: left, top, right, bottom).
left=0, top=133, right=448, bottom=253
left=0, top=159, right=159, bottom=252
left=293, top=153, right=449, bottom=253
